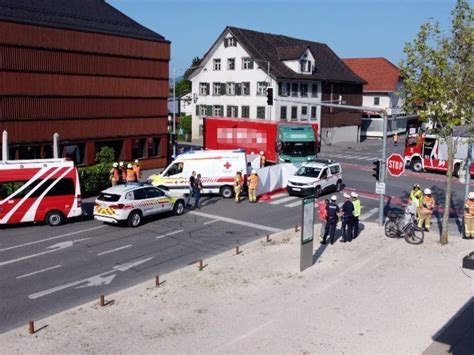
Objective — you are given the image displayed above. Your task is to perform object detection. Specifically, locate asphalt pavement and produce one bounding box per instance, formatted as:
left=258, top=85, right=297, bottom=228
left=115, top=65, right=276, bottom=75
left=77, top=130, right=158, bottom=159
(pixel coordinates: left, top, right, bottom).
left=0, top=137, right=472, bottom=334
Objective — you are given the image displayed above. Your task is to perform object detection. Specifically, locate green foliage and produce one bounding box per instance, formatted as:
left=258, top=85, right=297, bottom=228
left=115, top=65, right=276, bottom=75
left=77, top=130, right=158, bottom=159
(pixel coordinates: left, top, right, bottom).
left=175, top=79, right=191, bottom=97
left=180, top=115, right=192, bottom=133
left=95, top=146, right=115, bottom=164
left=78, top=163, right=110, bottom=197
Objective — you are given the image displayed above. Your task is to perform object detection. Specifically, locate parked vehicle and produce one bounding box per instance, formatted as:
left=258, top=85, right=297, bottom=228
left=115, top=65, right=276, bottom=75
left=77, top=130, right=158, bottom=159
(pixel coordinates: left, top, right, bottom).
left=148, top=150, right=247, bottom=198
left=287, top=160, right=342, bottom=197
left=0, top=159, right=82, bottom=226
left=94, top=184, right=185, bottom=227
left=404, top=128, right=474, bottom=177
left=203, top=117, right=319, bottom=164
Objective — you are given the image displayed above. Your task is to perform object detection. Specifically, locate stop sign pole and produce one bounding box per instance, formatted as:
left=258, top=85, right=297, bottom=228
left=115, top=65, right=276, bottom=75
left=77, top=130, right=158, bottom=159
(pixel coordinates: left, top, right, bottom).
left=378, top=112, right=388, bottom=226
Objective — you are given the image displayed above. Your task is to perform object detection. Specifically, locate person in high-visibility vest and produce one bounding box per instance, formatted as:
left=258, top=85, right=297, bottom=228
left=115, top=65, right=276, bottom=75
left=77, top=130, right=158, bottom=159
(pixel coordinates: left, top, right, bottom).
left=119, top=161, right=127, bottom=183
left=351, top=191, right=362, bottom=239
left=248, top=170, right=259, bottom=203
left=393, top=132, right=398, bottom=146
left=126, top=163, right=138, bottom=184
left=133, top=159, right=141, bottom=180
left=464, top=192, right=474, bottom=239
left=418, top=188, right=435, bottom=232
left=109, top=162, right=121, bottom=186
left=259, top=151, right=266, bottom=168
left=410, top=184, right=423, bottom=221
left=234, top=171, right=243, bottom=203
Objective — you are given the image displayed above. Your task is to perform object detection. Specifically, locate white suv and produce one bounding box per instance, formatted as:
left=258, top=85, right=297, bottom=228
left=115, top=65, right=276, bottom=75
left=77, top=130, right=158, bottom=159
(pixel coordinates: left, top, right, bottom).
left=287, top=160, right=343, bottom=197
left=94, top=184, right=185, bottom=227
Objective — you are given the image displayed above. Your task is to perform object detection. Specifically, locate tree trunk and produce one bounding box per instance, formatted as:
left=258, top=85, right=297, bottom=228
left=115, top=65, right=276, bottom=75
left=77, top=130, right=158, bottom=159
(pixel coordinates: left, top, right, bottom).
left=441, top=135, right=454, bottom=245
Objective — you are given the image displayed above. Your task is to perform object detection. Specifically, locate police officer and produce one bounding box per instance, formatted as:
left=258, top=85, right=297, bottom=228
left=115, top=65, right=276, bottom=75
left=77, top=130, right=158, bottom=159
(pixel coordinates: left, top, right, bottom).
left=351, top=191, right=361, bottom=239
left=321, top=195, right=340, bottom=245
left=341, top=193, right=354, bottom=242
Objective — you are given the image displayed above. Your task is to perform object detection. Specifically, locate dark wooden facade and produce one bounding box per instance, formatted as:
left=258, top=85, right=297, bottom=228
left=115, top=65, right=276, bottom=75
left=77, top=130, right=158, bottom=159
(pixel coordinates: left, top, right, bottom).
left=0, top=20, right=170, bottom=169
left=321, top=82, right=363, bottom=128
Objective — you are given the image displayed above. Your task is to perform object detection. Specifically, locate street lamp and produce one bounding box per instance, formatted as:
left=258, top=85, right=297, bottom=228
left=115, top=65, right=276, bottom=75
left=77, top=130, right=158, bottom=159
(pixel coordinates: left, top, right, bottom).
left=252, top=59, right=271, bottom=120
left=172, top=65, right=204, bottom=158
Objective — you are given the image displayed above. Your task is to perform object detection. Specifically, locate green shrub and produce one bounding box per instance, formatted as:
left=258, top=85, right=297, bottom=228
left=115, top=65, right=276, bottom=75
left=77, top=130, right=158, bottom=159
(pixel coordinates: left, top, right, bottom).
left=78, top=163, right=110, bottom=197
left=180, top=115, right=192, bottom=133
left=95, top=146, right=115, bottom=164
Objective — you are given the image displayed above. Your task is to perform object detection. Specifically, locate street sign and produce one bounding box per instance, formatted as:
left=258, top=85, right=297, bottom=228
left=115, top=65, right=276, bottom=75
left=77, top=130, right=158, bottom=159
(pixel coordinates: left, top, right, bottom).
left=386, top=154, right=405, bottom=177
left=375, top=182, right=386, bottom=194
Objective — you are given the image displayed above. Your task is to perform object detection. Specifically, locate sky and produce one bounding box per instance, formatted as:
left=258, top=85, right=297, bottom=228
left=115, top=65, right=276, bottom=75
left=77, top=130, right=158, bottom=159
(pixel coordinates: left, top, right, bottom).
left=108, top=0, right=457, bottom=73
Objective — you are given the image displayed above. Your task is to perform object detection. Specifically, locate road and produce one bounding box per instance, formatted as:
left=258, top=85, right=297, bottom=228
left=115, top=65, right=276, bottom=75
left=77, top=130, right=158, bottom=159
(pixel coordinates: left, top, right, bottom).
left=0, top=138, right=471, bottom=334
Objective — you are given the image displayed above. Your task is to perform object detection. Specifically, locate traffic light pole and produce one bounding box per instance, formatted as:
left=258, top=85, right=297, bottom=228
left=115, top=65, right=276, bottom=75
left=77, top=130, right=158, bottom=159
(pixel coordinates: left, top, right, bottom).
left=379, top=112, right=388, bottom=226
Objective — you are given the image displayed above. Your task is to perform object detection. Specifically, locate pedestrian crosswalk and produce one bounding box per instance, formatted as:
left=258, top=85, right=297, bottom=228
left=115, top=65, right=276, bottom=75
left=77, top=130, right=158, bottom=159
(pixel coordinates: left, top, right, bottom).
left=319, top=153, right=379, bottom=161
left=262, top=192, right=380, bottom=221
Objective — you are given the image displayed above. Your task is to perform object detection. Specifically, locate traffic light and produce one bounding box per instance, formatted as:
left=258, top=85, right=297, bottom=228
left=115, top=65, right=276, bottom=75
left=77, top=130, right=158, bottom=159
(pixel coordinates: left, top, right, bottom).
left=372, top=160, right=381, bottom=180
left=266, top=87, right=273, bottom=106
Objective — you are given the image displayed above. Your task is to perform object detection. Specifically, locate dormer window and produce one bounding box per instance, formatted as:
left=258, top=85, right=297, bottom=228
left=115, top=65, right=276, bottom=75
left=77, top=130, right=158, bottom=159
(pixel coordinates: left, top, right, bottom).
left=300, top=60, right=312, bottom=73
left=224, top=37, right=237, bottom=47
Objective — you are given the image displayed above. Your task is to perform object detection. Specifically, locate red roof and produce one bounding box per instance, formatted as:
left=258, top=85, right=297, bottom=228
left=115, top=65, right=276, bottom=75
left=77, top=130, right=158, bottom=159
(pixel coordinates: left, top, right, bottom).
left=342, top=57, right=400, bottom=92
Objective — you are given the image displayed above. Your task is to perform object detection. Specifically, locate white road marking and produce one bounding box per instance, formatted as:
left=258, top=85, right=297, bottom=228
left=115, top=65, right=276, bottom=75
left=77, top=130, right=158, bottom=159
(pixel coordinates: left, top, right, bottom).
left=97, top=244, right=132, bottom=256
left=269, top=196, right=299, bottom=205
left=189, top=211, right=282, bottom=233
left=155, top=229, right=183, bottom=239
left=0, top=225, right=106, bottom=252
left=203, top=220, right=218, bottom=225
left=269, top=192, right=287, bottom=199
left=285, top=200, right=303, bottom=208
left=16, top=264, right=62, bottom=279
left=359, top=208, right=379, bottom=221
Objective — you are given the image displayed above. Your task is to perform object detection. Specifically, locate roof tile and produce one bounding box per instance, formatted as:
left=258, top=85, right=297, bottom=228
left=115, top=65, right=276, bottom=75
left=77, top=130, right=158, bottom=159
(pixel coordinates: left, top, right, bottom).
left=342, top=57, right=400, bottom=91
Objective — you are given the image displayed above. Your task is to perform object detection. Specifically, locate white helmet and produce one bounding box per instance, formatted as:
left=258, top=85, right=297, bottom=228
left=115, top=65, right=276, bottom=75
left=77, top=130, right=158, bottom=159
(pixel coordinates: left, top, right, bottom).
left=251, top=169, right=257, bottom=174
left=424, top=188, right=432, bottom=195
left=134, top=159, right=139, bottom=164
left=350, top=192, right=358, bottom=198
left=260, top=151, right=264, bottom=155
left=127, top=163, right=132, bottom=169
left=112, top=162, right=118, bottom=168
left=330, top=195, right=337, bottom=201
left=343, top=193, right=350, bottom=198
left=119, top=161, right=124, bottom=167
left=469, top=192, right=474, bottom=199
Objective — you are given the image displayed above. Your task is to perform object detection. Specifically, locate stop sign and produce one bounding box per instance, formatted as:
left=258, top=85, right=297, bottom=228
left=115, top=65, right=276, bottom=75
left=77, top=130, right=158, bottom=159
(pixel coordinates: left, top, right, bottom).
left=386, top=154, right=405, bottom=177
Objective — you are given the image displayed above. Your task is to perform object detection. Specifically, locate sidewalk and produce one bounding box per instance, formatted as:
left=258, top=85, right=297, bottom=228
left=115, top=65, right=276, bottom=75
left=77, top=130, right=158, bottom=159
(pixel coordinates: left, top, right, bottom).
left=1, top=223, right=472, bottom=353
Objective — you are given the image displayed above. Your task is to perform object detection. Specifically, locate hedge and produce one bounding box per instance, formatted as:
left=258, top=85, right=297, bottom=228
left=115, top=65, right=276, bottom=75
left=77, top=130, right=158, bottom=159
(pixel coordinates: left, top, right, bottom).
left=78, top=163, right=110, bottom=197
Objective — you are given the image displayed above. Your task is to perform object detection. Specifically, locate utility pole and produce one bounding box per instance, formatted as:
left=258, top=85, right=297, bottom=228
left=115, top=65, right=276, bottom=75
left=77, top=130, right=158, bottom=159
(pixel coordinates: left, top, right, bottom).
left=172, top=68, right=177, bottom=159
left=379, top=111, right=388, bottom=226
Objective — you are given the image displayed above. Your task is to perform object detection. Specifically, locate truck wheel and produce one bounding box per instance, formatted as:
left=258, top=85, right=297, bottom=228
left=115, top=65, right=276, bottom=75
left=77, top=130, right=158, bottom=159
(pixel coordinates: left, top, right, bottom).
left=315, top=186, right=322, bottom=197
left=45, top=210, right=65, bottom=226
left=173, top=200, right=185, bottom=216
left=220, top=185, right=233, bottom=199
left=411, top=159, right=423, bottom=172
left=127, top=210, right=142, bottom=227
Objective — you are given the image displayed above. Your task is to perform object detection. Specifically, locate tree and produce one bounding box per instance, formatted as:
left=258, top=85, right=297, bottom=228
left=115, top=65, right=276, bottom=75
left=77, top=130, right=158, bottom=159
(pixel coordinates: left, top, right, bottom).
left=174, top=57, right=202, bottom=97
left=399, top=0, right=473, bottom=244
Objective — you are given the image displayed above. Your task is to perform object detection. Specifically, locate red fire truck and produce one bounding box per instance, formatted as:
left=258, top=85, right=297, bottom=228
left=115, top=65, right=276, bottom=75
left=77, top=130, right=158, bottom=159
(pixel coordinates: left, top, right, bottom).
left=0, top=159, right=83, bottom=226
left=203, top=117, right=319, bottom=164
left=404, top=131, right=473, bottom=177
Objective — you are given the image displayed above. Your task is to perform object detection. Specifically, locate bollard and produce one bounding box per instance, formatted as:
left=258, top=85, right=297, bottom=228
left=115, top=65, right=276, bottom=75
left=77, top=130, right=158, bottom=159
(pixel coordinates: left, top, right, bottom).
left=155, top=275, right=160, bottom=287
left=295, top=224, right=299, bottom=232
left=28, top=321, right=35, bottom=334
left=100, top=295, right=105, bottom=307
left=198, top=259, right=203, bottom=271
left=235, top=246, right=240, bottom=255
left=266, top=234, right=271, bottom=242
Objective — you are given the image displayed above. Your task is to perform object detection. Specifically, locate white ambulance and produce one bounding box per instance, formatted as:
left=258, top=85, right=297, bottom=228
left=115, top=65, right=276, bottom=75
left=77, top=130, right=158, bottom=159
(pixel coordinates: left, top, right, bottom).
left=148, top=150, right=247, bottom=198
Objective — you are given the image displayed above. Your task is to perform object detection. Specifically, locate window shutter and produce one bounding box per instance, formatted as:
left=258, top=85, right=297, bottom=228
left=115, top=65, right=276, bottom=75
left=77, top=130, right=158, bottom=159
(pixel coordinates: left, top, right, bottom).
left=235, top=106, right=239, bottom=118
left=235, top=83, right=241, bottom=95
left=224, top=38, right=228, bottom=48
left=207, top=105, right=212, bottom=116
left=221, top=83, right=226, bottom=95
left=227, top=106, right=231, bottom=117
left=220, top=106, right=224, bottom=115
left=196, top=105, right=200, bottom=116
left=249, top=60, right=254, bottom=69
left=206, top=83, right=210, bottom=95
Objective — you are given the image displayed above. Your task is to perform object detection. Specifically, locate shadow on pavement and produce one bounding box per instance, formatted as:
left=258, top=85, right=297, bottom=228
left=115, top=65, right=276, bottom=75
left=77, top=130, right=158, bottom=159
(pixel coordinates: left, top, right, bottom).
left=423, top=297, right=474, bottom=355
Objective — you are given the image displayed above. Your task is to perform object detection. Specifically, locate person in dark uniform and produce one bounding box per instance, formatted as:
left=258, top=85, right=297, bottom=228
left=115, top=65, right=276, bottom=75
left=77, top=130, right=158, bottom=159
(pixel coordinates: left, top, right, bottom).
left=341, top=193, right=354, bottom=242
left=321, top=195, right=340, bottom=245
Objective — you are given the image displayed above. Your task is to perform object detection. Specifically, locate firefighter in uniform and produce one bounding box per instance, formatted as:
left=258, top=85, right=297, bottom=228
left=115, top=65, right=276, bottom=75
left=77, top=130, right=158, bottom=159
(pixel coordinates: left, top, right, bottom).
left=393, top=132, right=398, bottom=146
left=126, top=163, right=138, bottom=184
left=418, top=188, right=435, bottom=232
left=464, top=192, right=474, bottom=239
left=410, top=184, right=423, bottom=221
left=119, top=161, right=127, bottom=183
left=109, top=162, right=121, bottom=186
left=322, top=195, right=339, bottom=245
left=133, top=159, right=141, bottom=180
left=234, top=171, right=243, bottom=203
left=248, top=170, right=259, bottom=203
left=351, top=191, right=361, bottom=239
left=259, top=151, right=266, bottom=168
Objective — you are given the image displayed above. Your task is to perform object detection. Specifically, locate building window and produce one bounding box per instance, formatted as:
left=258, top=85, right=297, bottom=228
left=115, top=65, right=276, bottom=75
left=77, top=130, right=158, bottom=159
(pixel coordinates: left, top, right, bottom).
left=311, top=84, right=318, bottom=97
left=374, top=97, right=380, bottom=105
left=226, top=82, right=235, bottom=95
left=96, top=140, right=122, bottom=162
left=291, top=106, right=298, bottom=120
left=301, top=106, right=308, bottom=116
left=257, top=82, right=268, bottom=96
left=242, top=82, right=250, bottom=95
left=132, top=138, right=146, bottom=159
left=280, top=106, right=287, bottom=120
left=199, top=105, right=207, bottom=116
left=310, top=106, right=317, bottom=120
left=213, top=105, right=223, bottom=116
left=213, top=82, right=222, bottom=96
left=291, top=83, right=299, bottom=97
left=242, top=57, right=254, bottom=70
left=301, top=83, right=308, bottom=97
left=227, top=105, right=238, bottom=118
left=227, top=58, right=235, bottom=70
left=279, top=82, right=289, bottom=97
left=300, top=60, right=311, bottom=73
left=256, top=106, right=266, bottom=119
left=241, top=106, right=250, bottom=118
left=199, top=82, right=209, bottom=96
left=213, top=58, right=221, bottom=71
left=147, top=137, right=161, bottom=157
left=224, top=37, right=237, bottom=47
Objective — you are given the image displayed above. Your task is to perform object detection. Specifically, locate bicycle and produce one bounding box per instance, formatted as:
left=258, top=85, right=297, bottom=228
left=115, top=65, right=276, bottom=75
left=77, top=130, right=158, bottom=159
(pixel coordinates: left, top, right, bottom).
left=384, top=210, right=424, bottom=244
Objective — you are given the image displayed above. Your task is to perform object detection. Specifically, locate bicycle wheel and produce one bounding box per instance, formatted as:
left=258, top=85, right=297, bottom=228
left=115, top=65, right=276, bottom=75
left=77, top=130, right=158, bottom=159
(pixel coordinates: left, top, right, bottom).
left=404, top=224, right=424, bottom=244
left=384, top=220, right=400, bottom=238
